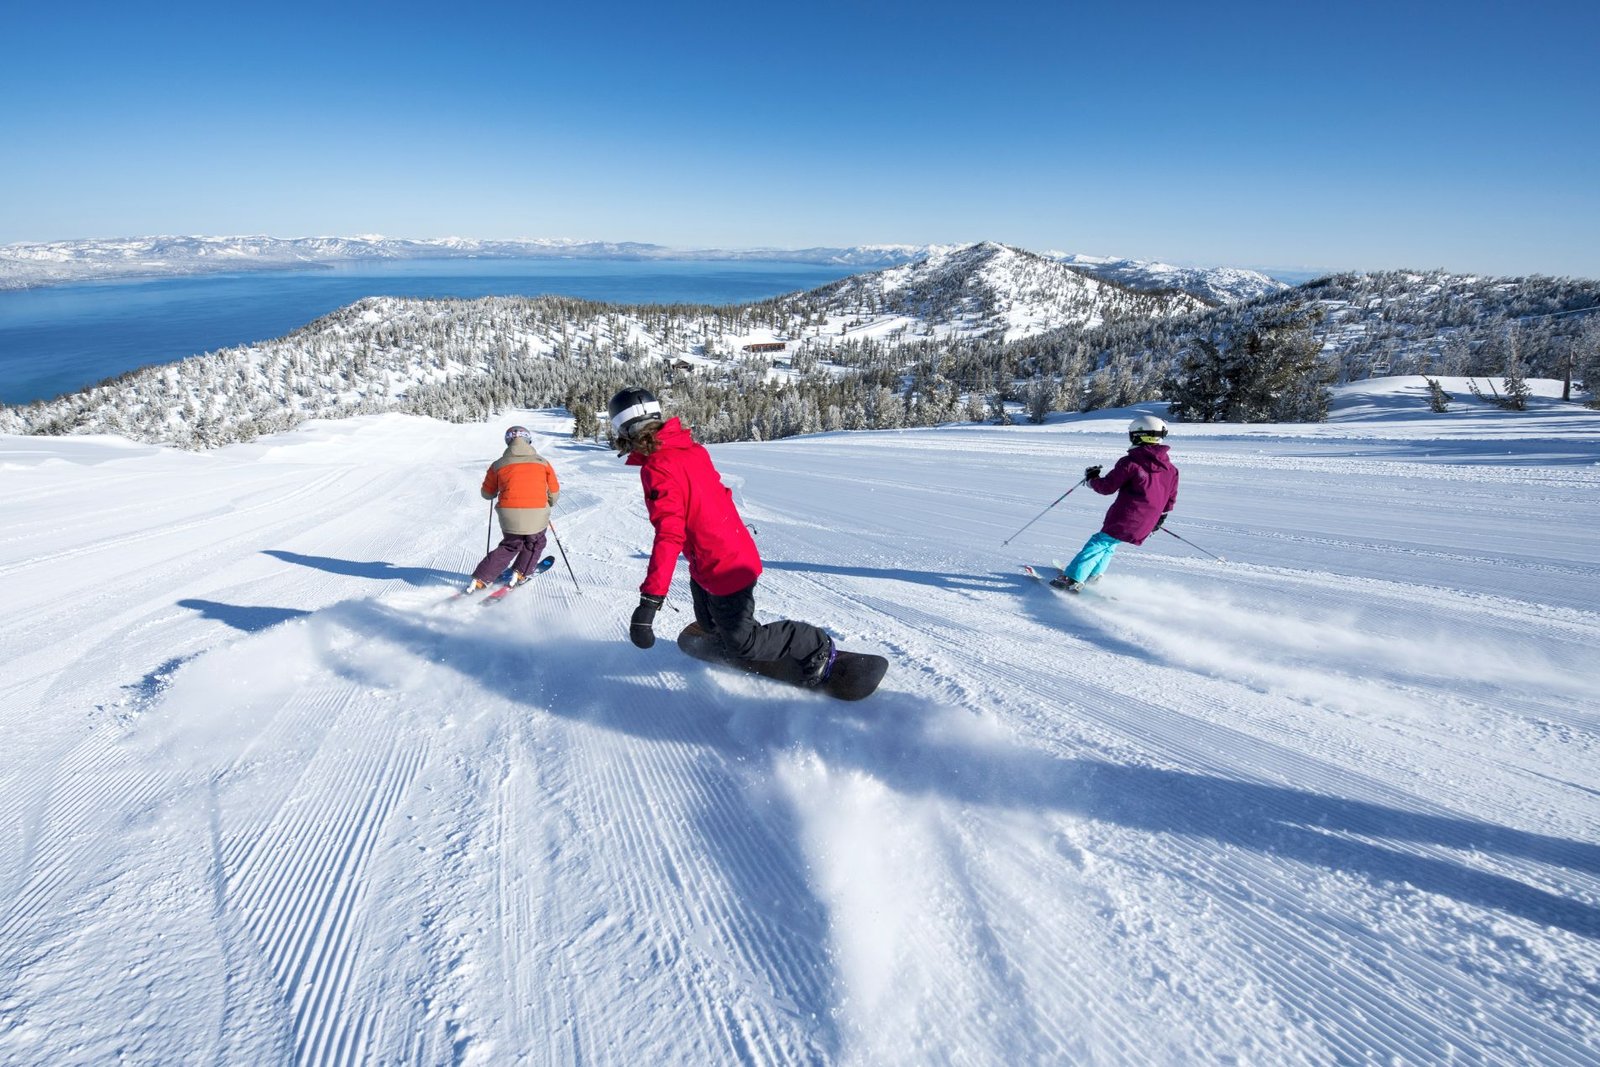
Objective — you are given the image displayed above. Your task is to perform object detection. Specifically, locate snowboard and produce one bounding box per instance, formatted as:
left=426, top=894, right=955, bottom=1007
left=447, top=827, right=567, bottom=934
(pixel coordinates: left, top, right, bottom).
left=676, top=622, right=888, bottom=701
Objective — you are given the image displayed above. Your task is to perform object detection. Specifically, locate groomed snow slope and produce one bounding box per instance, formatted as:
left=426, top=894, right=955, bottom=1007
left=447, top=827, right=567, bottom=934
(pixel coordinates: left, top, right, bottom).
left=2, top=377, right=1598, bottom=1065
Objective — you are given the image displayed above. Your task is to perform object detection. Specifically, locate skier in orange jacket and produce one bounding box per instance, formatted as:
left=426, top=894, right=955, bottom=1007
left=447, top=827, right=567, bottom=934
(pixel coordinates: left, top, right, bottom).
left=464, top=426, right=561, bottom=593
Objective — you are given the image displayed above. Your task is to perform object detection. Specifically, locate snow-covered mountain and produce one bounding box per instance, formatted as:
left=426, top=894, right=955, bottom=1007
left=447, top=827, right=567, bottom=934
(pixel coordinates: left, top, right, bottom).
left=3, top=381, right=1598, bottom=1064
left=805, top=242, right=1207, bottom=341
left=7, top=240, right=1591, bottom=452
left=1027, top=265, right=1600, bottom=414
left=0, top=234, right=940, bottom=290
left=1051, top=251, right=1288, bottom=305
left=0, top=242, right=1208, bottom=446
left=1199, top=268, right=1600, bottom=381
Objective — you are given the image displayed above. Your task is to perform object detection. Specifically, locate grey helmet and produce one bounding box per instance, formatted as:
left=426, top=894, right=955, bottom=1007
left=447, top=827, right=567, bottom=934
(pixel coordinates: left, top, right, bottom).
left=504, top=425, right=533, bottom=444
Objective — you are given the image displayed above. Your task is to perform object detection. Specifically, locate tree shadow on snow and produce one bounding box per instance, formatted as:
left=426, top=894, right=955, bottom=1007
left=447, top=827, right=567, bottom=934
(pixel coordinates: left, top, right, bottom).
left=332, top=597, right=1600, bottom=945
left=814, top=689, right=1600, bottom=940
left=263, top=549, right=461, bottom=588
left=1342, top=438, right=1600, bottom=469
left=624, top=553, right=1016, bottom=595
left=762, top=558, right=1016, bottom=593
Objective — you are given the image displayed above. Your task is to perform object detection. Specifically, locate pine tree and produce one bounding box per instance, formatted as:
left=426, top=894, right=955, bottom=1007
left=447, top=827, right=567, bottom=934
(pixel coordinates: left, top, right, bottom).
left=1165, top=302, right=1330, bottom=423
left=1164, top=339, right=1230, bottom=422
left=570, top=400, right=599, bottom=440
left=1425, top=377, right=1453, bottom=413
left=1026, top=378, right=1052, bottom=424
left=1503, top=350, right=1532, bottom=411
left=1578, top=316, right=1600, bottom=408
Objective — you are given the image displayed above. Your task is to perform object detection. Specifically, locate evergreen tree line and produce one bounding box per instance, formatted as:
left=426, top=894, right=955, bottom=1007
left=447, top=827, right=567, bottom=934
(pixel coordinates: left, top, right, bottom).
left=3, top=270, right=1596, bottom=450
left=993, top=275, right=1600, bottom=421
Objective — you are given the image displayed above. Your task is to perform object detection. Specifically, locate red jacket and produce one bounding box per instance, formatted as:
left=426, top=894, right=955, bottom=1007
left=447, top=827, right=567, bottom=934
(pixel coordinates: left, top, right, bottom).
left=628, top=418, right=762, bottom=597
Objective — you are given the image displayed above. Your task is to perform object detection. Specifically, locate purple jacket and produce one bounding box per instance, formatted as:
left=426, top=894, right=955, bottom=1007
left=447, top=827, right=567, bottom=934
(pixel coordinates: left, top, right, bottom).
left=1089, top=444, right=1179, bottom=545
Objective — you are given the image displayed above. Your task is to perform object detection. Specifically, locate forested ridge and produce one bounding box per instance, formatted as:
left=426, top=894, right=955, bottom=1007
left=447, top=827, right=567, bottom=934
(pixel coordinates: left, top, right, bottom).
left=4, top=248, right=1596, bottom=448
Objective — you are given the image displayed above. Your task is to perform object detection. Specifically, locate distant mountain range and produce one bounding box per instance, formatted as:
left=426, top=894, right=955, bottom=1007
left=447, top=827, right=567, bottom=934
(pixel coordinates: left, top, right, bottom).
left=0, top=240, right=1229, bottom=445
left=0, top=234, right=1286, bottom=305
left=3, top=236, right=1595, bottom=449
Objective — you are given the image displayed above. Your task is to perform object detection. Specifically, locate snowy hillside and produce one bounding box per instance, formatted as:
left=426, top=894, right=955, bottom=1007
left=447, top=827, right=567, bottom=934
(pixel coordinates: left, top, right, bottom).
left=2, top=378, right=1598, bottom=1064
left=0, top=235, right=939, bottom=290
left=1052, top=251, right=1288, bottom=305
left=806, top=242, right=1205, bottom=342
left=1291, top=270, right=1600, bottom=380
left=0, top=243, right=1203, bottom=447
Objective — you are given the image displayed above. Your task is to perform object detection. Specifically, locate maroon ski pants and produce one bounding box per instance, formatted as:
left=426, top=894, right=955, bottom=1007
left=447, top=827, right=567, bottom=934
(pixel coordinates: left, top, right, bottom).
left=471, top=531, right=547, bottom=584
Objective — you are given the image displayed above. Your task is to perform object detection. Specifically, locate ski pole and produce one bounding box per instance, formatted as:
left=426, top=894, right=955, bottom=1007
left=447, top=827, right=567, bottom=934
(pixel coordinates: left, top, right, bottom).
left=1000, top=478, right=1087, bottom=546
left=547, top=519, right=583, bottom=594
left=1160, top=526, right=1227, bottom=563
left=486, top=499, right=495, bottom=554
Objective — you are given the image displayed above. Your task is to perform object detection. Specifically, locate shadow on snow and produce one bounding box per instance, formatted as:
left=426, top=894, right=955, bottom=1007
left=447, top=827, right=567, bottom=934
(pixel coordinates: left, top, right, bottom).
left=336, top=597, right=1600, bottom=953
left=177, top=598, right=313, bottom=633
left=761, top=558, right=1017, bottom=593
left=263, top=548, right=461, bottom=588
left=323, top=597, right=843, bottom=1060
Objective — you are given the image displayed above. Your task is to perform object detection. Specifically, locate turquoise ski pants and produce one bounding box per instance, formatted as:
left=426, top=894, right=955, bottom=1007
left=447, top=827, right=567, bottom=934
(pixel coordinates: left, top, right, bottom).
left=1064, top=532, right=1120, bottom=582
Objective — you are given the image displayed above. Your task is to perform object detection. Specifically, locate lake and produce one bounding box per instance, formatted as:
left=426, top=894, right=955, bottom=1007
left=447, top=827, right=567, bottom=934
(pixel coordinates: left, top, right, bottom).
left=0, top=259, right=859, bottom=405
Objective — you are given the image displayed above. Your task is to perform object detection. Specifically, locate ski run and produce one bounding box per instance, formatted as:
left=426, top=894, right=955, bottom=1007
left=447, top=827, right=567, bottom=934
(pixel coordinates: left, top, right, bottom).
left=2, top=376, right=1598, bottom=1065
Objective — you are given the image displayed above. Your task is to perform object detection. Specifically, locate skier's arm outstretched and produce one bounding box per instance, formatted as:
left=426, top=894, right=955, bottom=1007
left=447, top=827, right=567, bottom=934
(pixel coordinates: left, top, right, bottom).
left=1087, top=454, right=1137, bottom=495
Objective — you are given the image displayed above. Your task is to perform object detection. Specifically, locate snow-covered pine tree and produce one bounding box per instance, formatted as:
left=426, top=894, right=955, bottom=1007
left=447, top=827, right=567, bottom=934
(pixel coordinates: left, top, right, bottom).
left=1425, top=377, right=1453, bottom=412
left=1166, top=302, right=1329, bottom=422
left=1502, top=334, right=1532, bottom=411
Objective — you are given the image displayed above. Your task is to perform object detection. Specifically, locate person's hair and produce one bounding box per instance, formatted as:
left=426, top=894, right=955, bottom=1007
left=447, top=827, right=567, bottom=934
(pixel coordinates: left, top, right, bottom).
left=615, top=419, right=664, bottom=457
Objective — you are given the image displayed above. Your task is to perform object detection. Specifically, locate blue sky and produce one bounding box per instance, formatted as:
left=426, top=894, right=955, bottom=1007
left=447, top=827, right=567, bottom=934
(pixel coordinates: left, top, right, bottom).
left=3, top=0, right=1597, bottom=278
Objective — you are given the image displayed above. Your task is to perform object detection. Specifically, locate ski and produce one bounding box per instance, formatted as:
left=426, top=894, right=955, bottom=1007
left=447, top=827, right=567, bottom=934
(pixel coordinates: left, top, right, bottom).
left=1027, top=559, right=1116, bottom=601
left=480, top=555, right=555, bottom=604
left=1022, top=564, right=1075, bottom=593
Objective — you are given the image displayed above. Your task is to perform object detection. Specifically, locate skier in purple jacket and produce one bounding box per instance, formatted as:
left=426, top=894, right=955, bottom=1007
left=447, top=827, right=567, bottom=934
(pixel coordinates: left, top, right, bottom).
left=1053, top=415, right=1180, bottom=592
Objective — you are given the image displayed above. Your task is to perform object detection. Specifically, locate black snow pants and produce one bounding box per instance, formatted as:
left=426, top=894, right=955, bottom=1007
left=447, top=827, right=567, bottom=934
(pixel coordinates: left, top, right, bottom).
left=690, top=578, right=831, bottom=673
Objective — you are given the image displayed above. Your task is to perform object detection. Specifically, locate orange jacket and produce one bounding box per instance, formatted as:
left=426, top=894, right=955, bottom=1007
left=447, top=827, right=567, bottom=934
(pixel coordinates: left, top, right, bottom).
left=482, top=455, right=560, bottom=508
left=481, top=441, right=560, bottom=535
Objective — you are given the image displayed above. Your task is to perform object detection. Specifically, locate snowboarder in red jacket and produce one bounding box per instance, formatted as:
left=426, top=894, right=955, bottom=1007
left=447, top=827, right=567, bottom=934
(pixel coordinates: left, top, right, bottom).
left=1054, top=414, right=1179, bottom=592
left=608, top=387, right=836, bottom=684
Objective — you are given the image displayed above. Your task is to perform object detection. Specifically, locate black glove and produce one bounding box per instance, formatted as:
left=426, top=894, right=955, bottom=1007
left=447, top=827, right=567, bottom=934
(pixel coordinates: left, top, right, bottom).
left=630, top=594, right=666, bottom=649
left=1154, top=512, right=1169, bottom=532
left=1084, top=465, right=1102, bottom=482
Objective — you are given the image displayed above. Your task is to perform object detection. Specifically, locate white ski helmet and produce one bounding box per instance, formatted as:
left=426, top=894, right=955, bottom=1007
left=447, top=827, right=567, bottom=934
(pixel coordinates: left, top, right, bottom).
left=1128, top=414, right=1168, bottom=445
left=504, top=425, right=533, bottom=444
